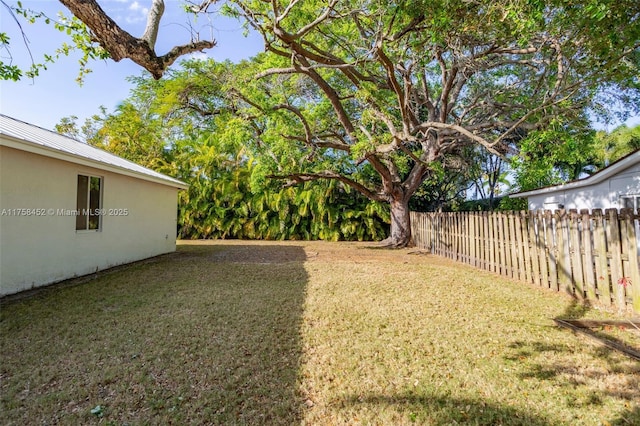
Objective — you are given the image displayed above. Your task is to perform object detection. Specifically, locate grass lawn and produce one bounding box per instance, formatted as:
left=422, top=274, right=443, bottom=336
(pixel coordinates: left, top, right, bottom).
left=1, top=240, right=639, bottom=425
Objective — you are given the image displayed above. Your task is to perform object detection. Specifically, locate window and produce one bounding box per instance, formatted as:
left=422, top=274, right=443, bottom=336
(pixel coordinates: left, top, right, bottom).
left=76, top=175, right=102, bottom=231
left=620, top=195, right=640, bottom=211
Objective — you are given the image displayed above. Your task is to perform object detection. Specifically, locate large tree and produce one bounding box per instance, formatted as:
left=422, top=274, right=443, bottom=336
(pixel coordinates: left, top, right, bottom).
left=8, top=0, right=640, bottom=246
left=220, top=0, right=640, bottom=246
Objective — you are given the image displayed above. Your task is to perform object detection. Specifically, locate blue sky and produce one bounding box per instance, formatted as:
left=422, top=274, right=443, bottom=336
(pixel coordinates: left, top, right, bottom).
left=0, top=0, right=263, bottom=129
left=1, top=0, right=638, bottom=132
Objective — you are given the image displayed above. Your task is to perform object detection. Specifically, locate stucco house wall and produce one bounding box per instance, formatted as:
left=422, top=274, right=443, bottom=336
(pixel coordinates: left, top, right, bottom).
left=0, top=116, right=186, bottom=296
left=512, top=151, right=640, bottom=211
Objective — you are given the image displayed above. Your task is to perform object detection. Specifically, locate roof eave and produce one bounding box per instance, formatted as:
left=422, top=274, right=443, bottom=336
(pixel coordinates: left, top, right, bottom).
left=1, top=136, right=188, bottom=190
left=510, top=150, right=640, bottom=199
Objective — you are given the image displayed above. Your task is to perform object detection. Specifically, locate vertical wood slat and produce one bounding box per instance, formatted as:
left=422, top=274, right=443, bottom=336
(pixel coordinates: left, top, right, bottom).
left=408, top=209, right=639, bottom=314
left=470, top=213, right=477, bottom=267
left=462, top=213, right=467, bottom=261
left=515, top=213, right=526, bottom=281
left=488, top=213, right=497, bottom=273
left=621, top=209, right=640, bottom=313
left=520, top=211, right=532, bottom=284
left=483, top=213, right=490, bottom=270
left=498, top=213, right=508, bottom=277
left=472, top=213, right=478, bottom=268
left=461, top=212, right=467, bottom=263
left=569, top=210, right=585, bottom=299
left=479, top=213, right=485, bottom=269
left=528, top=211, right=541, bottom=286
left=449, top=213, right=455, bottom=260
left=607, top=209, right=625, bottom=312
left=539, top=212, right=549, bottom=288
left=482, top=213, right=488, bottom=270
left=463, top=212, right=468, bottom=264
left=592, top=209, right=611, bottom=306
left=581, top=209, right=597, bottom=301
left=508, top=213, right=518, bottom=279
left=619, top=209, right=632, bottom=310
left=546, top=211, right=558, bottom=291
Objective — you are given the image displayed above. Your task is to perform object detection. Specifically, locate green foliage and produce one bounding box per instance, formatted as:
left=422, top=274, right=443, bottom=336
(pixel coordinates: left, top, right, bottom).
left=510, top=117, right=597, bottom=191
left=593, top=124, right=640, bottom=166
left=409, top=159, right=470, bottom=212
left=496, top=196, right=528, bottom=212
left=61, top=68, right=390, bottom=242
left=0, top=33, right=22, bottom=81
left=181, top=158, right=388, bottom=240
left=3, top=4, right=108, bottom=83
left=177, top=150, right=389, bottom=241
left=511, top=121, right=640, bottom=193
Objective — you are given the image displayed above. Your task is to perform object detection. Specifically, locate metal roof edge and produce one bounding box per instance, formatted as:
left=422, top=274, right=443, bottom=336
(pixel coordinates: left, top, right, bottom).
left=510, top=149, right=640, bottom=199
left=1, top=135, right=188, bottom=190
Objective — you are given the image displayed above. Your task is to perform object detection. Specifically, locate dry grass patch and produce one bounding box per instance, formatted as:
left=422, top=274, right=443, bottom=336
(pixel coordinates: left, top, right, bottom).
left=1, top=240, right=638, bottom=425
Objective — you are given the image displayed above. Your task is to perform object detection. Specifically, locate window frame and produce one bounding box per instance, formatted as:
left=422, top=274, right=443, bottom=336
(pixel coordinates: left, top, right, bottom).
left=75, top=173, right=103, bottom=232
left=619, top=194, right=640, bottom=211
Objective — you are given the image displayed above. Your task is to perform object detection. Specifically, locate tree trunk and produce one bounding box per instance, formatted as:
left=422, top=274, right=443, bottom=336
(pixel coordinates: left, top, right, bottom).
left=382, top=197, right=412, bottom=248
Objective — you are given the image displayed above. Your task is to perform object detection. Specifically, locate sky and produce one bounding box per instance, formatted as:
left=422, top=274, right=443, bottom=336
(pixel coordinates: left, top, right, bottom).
left=0, top=0, right=638, bottom=133
left=0, top=0, right=263, bottom=130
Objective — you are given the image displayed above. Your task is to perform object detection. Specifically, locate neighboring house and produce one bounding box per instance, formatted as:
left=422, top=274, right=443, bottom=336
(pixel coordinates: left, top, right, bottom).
left=0, top=114, right=187, bottom=296
left=511, top=150, right=640, bottom=211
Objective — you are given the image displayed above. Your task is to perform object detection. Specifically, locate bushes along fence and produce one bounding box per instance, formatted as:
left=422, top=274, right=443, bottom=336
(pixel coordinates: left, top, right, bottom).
left=410, top=209, right=640, bottom=315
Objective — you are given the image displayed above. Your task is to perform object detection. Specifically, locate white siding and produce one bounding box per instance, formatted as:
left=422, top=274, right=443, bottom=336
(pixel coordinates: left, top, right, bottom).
left=527, top=163, right=640, bottom=211
left=0, top=146, right=179, bottom=296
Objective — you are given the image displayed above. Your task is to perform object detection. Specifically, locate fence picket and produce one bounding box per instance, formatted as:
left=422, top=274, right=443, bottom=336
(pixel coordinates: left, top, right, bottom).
left=520, top=211, right=532, bottom=284
left=508, top=214, right=519, bottom=279
left=581, top=209, right=597, bottom=301
left=592, top=209, right=611, bottom=306
left=528, top=211, right=541, bottom=286
left=488, top=213, right=496, bottom=273
left=628, top=209, right=640, bottom=312
left=546, top=211, right=559, bottom=291
left=607, top=209, right=626, bottom=312
left=569, top=210, right=585, bottom=299
left=409, top=209, right=640, bottom=314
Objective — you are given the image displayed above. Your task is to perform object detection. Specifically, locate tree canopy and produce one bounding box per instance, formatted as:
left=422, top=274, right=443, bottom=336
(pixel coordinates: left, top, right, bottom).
left=5, top=0, right=640, bottom=246
left=222, top=0, right=640, bottom=245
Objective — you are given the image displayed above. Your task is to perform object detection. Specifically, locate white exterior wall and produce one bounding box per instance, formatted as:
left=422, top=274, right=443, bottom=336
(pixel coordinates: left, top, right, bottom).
left=527, top=163, right=640, bottom=211
left=0, top=146, right=179, bottom=296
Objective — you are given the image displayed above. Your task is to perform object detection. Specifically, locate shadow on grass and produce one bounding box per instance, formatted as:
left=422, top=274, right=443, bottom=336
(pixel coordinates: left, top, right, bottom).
left=504, top=297, right=640, bottom=426
left=0, top=243, right=308, bottom=425
left=338, top=392, right=552, bottom=425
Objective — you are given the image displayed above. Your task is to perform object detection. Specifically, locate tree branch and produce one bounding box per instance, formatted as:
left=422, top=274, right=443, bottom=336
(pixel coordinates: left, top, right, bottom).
left=59, top=0, right=215, bottom=79
left=269, top=171, right=384, bottom=202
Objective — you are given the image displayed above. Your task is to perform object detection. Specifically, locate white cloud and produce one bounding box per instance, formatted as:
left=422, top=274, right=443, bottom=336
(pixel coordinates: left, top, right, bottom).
left=125, top=1, right=149, bottom=24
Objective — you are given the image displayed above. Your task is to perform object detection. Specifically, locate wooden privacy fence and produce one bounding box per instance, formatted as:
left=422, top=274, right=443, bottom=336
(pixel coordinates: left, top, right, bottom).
left=410, top=209, right=640, bottom=315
